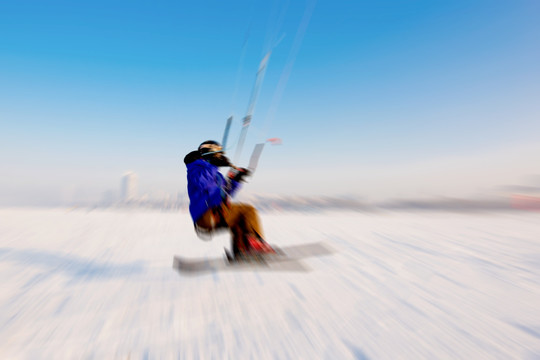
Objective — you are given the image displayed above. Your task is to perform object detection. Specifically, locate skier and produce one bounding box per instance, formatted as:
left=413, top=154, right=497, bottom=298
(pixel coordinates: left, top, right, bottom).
left=183, top=140, right=275, bottom=260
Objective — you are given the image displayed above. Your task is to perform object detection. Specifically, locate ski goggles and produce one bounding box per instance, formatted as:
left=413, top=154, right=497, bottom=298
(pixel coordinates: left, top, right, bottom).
left=199, top=143, right=224, bottom=156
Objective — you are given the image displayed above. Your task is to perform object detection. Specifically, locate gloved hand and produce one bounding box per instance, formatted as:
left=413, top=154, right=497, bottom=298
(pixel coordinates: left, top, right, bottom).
left=227, top=167, right=252, bottom=183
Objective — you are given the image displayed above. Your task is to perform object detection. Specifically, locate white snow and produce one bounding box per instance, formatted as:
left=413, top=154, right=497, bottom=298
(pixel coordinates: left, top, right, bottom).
left=1, top=208, right=539, bottom=359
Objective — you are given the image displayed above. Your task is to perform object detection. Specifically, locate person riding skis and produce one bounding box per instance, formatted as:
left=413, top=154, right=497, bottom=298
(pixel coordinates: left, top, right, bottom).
left=183, top=140, right=275, bottom=259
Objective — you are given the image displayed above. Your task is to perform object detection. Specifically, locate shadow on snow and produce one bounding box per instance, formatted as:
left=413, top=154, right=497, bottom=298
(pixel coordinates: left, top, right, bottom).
left=0, top=247, right=145, bottom=281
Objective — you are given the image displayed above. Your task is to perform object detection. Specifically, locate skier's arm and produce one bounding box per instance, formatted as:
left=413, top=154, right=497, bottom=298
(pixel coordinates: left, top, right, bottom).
left=223, top=178, right=241, bottom=198
left=224, top=167, right=252, bottom=198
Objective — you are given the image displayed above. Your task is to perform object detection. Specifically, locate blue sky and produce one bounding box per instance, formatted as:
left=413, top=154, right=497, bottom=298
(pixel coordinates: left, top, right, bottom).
left=1, top=0, right=539, bottom=205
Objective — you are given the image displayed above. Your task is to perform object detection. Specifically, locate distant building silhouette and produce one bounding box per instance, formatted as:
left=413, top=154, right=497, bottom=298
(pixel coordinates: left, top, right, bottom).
left=121, top=172, right=138, bottom=202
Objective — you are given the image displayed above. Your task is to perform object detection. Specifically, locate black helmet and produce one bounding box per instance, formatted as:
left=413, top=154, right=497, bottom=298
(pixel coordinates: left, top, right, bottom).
left=198, top=140, right=224, bottom=156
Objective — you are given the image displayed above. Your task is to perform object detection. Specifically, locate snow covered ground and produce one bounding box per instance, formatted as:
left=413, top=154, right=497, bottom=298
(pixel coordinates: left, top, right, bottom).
left=1, top=208, right=539, bottom=359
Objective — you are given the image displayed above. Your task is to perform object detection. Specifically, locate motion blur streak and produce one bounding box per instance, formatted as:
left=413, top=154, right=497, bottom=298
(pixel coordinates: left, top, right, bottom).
left=1, top=208, right=539, bottom=359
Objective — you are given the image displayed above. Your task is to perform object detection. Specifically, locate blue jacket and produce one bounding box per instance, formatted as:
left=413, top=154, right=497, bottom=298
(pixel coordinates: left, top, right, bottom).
left=186, top=159, right=241, bottom=222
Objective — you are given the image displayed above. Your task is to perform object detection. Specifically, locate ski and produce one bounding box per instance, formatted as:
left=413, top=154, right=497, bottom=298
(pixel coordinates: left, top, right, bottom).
left=173, top=242, right=334, bottom=275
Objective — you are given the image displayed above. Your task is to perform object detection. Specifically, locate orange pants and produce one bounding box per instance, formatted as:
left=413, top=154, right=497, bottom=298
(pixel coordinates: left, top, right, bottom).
left=196, top=202, right=264, bottom=254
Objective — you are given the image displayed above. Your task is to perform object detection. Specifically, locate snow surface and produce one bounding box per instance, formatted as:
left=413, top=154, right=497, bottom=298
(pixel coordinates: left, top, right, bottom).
left=1, top=208, right=539, bottom=359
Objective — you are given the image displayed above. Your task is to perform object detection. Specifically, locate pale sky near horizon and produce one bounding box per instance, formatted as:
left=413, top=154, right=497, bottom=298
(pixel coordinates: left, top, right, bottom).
left=1, top=0, right=539, bottom=206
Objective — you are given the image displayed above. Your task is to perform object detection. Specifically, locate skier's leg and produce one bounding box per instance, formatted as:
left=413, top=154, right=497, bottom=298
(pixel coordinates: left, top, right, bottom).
left=222, top=203, right=250, bottom=255
left=195, top=208, right=217, bottom=231
left=240, top=204, right=275, bottom=253
left=222, top=203, right=274, bottom=254
left=230, top=221, right=245, bottom=255
left=195, top=205, right=248, bottom=256
left=236, top=203, right=264, bottom=238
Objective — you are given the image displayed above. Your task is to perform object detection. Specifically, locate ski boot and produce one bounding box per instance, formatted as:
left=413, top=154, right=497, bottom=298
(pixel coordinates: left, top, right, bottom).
left=246, top=235, right=276, bottom=254
left=227, top=235, right=276, bottom=263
